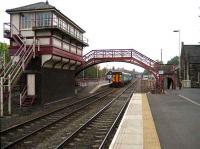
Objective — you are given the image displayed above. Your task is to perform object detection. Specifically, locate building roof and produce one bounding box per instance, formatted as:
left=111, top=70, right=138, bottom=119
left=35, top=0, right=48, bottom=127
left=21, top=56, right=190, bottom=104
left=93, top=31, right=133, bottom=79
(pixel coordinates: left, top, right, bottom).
left=6, top=2, right=55, bottom=12
left=181, top=43, right=200, bottom=63
left=6, top=1, right=85, bottom=33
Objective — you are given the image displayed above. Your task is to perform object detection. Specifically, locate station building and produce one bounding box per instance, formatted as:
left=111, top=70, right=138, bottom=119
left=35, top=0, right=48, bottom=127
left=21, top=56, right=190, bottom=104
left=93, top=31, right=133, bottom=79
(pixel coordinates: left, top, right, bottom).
left=4, top=1, right=88, bottom=105
left=180, top=42, right=200, bottom=88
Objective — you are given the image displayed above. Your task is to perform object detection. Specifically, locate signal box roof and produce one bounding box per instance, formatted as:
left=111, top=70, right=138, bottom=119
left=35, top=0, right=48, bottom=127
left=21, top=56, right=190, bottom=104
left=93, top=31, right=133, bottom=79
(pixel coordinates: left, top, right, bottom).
left=6, top=2, right=54, bottom=12
left=6, top=2, right=85, bottom=33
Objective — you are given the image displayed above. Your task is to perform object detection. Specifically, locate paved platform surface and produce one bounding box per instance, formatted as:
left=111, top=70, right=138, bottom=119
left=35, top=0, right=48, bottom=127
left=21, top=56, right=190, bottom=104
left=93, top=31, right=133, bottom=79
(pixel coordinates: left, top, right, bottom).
left=109, top=93, right=160, bottom=149
left=89, top=81, right=111, bottom=94
left=148, top=88, right=200, bottom=149
left=76, top=80, right=110, bottom=96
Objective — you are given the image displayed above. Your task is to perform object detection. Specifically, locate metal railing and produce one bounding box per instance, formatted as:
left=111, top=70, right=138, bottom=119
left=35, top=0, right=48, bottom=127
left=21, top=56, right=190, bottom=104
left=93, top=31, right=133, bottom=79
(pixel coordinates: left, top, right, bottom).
left=32, top=18, right=88, bottom=45
left=0, top=42, right=35, bottom=116
left=83, top=49, right=160, bottom=70
left=1, top=23, right=36, bottom=116
left=19, top=85, right=27, bottom=108
left=4, top=23, right=24, bottom=44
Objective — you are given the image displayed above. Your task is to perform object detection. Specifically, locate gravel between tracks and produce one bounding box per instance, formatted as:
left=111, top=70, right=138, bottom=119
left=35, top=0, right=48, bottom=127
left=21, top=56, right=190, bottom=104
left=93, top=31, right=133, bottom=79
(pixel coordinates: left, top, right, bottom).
left=11, top=88, right=122, bottom=148
left=0, top=84, right=110, bottom=130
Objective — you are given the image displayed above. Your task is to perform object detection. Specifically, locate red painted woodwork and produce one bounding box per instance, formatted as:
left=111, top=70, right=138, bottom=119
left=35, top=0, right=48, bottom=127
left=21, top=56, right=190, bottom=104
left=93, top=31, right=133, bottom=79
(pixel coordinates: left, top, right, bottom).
left=9, top=45, right=84, bottom=62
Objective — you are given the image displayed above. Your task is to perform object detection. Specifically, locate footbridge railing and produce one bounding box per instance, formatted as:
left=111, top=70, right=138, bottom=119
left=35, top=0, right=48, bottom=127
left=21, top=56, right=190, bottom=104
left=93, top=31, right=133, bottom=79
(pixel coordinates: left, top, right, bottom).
left=80, top=49, right=160, bottom=75
left=76, top=49, right=177, bottom=92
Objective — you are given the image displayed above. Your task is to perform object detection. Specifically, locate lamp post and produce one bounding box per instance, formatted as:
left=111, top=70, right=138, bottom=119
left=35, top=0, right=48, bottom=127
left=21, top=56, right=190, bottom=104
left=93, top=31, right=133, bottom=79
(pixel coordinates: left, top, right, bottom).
left=173, top=30, right=181, bottom=80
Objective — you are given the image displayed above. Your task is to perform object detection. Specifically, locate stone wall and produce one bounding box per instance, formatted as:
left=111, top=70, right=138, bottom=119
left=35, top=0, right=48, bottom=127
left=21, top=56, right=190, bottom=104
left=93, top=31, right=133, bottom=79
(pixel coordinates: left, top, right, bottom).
left=190, top=64, right=200, bottom=88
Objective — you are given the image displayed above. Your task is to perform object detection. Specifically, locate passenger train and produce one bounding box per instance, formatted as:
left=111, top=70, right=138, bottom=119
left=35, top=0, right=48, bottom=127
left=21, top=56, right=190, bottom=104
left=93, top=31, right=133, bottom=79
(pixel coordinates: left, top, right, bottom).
left=111, top=71, right=132, bottom=87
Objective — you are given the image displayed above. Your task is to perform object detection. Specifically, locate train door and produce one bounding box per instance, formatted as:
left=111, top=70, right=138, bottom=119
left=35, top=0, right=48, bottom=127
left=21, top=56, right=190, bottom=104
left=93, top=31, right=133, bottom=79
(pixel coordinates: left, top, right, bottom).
left=116, top=73, right=119, bottom=83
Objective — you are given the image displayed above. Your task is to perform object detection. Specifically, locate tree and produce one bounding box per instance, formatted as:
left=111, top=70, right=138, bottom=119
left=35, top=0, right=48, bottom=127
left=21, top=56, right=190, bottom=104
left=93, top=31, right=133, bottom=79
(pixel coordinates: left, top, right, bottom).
left=84, top=66, right=97, bottom=78
left=77, top=65, right=108, bottom=79
left=0, top=42, right=10, bottom=63
left=167, top=56, right=179, bottom=65
left=99, top=67, right=106, bottom=78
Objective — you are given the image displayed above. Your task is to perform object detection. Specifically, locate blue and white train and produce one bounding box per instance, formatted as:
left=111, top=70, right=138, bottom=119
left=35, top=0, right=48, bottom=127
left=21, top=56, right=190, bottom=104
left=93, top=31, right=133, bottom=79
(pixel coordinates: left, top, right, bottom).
left=111, top=71, right=132, bottom=87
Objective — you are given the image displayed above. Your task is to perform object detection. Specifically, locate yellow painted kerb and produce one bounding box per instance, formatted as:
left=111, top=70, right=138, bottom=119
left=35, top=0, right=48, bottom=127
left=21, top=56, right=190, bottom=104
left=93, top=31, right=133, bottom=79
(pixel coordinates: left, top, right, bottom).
left=142, top=93, right=161, bottom=149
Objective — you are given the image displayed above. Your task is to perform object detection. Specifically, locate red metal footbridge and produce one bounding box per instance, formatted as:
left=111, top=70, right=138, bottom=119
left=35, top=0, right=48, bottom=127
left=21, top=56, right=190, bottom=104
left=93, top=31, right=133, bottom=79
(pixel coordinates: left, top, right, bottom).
left=76, top=49, right=177, bottom=91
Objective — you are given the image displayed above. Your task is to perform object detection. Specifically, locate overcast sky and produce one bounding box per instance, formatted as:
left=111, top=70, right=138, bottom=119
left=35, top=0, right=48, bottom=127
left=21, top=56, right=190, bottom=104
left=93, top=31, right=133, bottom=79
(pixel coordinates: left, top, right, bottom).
left=1, top=0, right=200, bottom=72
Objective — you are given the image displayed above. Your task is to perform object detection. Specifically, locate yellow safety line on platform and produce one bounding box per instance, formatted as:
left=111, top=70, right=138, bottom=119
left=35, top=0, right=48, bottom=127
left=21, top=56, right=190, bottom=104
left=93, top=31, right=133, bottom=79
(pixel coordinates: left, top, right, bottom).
left=142, top=94, right=161, bottom=149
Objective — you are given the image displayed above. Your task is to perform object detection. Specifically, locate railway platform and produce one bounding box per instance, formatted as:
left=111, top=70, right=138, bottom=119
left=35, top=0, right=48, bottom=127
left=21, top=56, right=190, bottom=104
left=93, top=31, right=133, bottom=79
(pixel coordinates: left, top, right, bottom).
left=109, top=88, right=200, bottom=149
left=109, top=93, right=161, bottom=149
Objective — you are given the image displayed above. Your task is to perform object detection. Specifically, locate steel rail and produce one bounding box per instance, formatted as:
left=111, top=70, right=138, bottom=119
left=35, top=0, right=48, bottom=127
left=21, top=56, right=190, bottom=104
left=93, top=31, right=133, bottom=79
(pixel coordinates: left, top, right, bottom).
left=1, top=89, right=113, bottom=148
left=55, top=80, right=136, bottom=149
left=0, top=88, right=109, bottom=133
left=99, top=84, right=136, bottom=149
left=2, top=89, right=114, bottom=148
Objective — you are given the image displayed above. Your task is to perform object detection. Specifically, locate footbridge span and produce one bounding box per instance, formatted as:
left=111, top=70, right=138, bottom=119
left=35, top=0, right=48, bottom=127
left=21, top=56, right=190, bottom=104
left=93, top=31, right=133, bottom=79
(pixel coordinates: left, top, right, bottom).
left=76, top=49, right=176, bottom=91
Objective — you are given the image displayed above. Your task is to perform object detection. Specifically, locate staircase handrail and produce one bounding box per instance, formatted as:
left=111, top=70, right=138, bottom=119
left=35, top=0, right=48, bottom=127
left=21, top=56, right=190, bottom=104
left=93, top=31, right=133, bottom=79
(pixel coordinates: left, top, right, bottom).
left=1, top=23, right=26, bottom=77
left=1, top=42, right=34, bottom=88
left=0, top=43, right=25, bottom=77
left=0, top=43, right=26, bottom=79
left=4, top=23, right=24, bottom=44
left=10, top=43, right=34, bottom=86
left=20, top=85, right=27, bottom=107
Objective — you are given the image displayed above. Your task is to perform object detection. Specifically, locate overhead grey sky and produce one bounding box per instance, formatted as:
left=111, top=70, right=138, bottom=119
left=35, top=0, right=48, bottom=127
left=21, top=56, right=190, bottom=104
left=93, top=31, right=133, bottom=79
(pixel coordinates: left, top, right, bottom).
left=1, top=0, right=200, bottom=72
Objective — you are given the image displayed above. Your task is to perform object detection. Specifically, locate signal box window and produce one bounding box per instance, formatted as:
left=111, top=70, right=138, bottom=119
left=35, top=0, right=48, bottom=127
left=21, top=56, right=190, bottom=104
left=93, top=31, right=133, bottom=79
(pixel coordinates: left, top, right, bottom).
left=36, top=12, right=51, bottom=27
left=21, top=13, right=32, bottom=29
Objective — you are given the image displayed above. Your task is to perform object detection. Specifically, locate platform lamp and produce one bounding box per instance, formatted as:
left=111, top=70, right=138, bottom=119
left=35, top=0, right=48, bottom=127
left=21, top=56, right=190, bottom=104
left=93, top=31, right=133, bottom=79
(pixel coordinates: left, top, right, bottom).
left=173, top=30, right=181, bottom=81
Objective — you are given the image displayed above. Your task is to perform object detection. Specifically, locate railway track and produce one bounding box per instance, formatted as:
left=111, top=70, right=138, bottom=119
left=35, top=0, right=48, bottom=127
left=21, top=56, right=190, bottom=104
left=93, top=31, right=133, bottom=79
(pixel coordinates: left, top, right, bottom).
left=0, top=88, right=115, bottom=149
left=55, top=81, right=136, bottom=149
left=1, top=80, right=137, bottom=148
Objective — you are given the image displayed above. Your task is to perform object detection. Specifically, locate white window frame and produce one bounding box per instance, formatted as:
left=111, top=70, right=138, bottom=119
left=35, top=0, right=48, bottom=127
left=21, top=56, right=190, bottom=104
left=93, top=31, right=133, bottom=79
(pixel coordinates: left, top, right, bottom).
left=21, top=13, right=32, bottom=30
left=36, top=12, right=51, bottom=27
left=63, top=21, right=68, bottom=31
left=53, top=14, right=58, bottom=26
left=69, top=25, right=75, bottom=35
